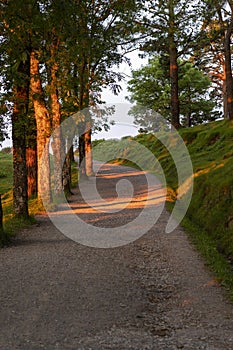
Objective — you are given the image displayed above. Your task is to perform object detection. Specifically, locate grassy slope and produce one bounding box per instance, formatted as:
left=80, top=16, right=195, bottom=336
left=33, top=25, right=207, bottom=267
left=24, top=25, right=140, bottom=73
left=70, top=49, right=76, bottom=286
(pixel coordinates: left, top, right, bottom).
left=93, top=119, right=233, bottom=298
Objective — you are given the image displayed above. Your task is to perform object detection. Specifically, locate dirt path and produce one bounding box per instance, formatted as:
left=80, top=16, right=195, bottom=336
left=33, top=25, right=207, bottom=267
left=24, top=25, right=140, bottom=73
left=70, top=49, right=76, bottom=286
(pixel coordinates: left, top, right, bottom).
left=0, top=162, right=233, bottom=350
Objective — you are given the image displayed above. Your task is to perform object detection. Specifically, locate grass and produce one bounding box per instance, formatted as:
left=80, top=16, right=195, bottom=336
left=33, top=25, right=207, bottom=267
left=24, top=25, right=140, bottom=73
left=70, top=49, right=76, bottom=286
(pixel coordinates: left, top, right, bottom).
left=0, top=150, right=79, bottom=243
left=93, top=119, right=233, bottom=300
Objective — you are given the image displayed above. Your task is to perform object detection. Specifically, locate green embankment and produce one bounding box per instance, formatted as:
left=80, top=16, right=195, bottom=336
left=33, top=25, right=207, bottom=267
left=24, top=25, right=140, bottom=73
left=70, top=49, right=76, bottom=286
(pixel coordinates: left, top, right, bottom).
left=93, top=119, right=233, bottom=298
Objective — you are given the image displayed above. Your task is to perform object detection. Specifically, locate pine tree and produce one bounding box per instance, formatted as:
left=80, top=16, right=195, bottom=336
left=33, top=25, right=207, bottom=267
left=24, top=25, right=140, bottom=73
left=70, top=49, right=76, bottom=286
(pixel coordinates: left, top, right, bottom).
left=136, top=0, right=202, bottom=128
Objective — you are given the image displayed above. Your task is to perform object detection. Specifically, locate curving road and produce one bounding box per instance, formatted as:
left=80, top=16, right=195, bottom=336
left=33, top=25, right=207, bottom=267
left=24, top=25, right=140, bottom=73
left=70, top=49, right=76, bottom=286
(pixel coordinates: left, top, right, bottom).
left=0, top=162, right=233, bottom=349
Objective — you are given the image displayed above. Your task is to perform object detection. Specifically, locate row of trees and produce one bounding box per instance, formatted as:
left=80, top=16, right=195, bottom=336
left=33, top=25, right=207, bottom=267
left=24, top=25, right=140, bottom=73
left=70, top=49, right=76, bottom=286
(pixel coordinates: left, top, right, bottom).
left=0, top=0, right=138, bottom=218
left=0, top=0, right=233, bottom=219
left=127, top=0, right=233, bottom=128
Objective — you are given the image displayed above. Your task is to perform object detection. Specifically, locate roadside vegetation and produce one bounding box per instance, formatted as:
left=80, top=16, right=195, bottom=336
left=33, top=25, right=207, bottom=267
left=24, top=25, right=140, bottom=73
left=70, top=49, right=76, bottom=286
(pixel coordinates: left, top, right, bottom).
left=93, top=119, right=233, bottom=299
left=0, top=149, right=78, bottom=244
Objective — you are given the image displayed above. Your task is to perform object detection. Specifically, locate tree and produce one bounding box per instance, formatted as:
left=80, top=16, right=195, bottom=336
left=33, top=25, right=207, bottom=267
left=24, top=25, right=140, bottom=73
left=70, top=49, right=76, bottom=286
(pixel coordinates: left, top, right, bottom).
left=192, top=20, right=227, bottom=118
left=0, top=1, right=30, bottom=218
left=216, top=0, right=233, bottom=120
left=198, top=0, right=233, bottom=119
left=61, top=0, right=140, bottom=178
left=179, top=62, right=218, bottom=126
left=0, top=0, right=141, bottom=213
left=127, top=56, right=218, bottom=130
left=30, top=50, right=52, bottom=204
left=136, top=0, right=202, bottom=128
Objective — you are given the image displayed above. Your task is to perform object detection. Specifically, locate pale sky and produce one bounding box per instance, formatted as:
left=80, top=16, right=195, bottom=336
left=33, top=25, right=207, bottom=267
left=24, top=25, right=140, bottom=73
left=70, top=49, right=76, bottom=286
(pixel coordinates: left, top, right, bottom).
left=95, top=51, right=147, bottom=140
left=1, top=51, right=147, bottom=148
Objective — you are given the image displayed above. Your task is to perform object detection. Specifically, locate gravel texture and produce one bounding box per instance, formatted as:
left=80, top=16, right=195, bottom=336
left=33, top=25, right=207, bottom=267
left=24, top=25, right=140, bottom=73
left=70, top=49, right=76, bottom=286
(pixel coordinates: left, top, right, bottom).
left=0, top=162, right=233, bottom=350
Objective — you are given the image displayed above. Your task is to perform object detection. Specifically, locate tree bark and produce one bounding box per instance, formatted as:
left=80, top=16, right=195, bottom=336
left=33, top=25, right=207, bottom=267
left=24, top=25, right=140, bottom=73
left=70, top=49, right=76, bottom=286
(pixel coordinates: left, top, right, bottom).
left=168, top=0, right=180, bottom=129
left=84, top=121, right=94, bottom=176
left=217, top=5, right=233, bottom=120
left=78, top=60, right=92, bottom=180
left=12, top=59, right=29, bottom=218
left=26, top=111, right=37, bottom=197
left=26, top=147, right=37, bottom=197
left=224, top=20, right=233, bottom=119
left=78, top=132, right=88, bottom=180
left=30, top=50, right=51, bottom=204
left=223, top=62, right=228, bottom=118
left=70, top=144, right=75, bottom=162
left=62, top=146, right=73, bottom=194
left=50, top=42, right=63, bottom=197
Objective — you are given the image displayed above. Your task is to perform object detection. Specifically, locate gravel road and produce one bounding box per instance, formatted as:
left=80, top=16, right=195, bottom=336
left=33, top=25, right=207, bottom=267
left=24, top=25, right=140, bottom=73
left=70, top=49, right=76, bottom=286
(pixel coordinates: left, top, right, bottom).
left=0, top=162, right=233, bottom=350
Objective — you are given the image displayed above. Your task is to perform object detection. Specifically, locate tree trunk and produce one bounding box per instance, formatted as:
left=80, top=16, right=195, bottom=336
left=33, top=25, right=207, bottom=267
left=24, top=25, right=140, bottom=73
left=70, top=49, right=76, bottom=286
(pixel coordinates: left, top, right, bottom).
left=78, top=132, right=88, bottom=180
left=26, top=147, right=37, bottom=197
left=50, top=48, right=63, bottom=197
left=224, top=20, right=233, bottom=119
left=30, top=50, right=51, bottom=204
left=217, top=5, right=233, bottom=120
left=187, top=88, right=192, bottom=127
left=221, top=59, right=228, bottom=118
left=78, top=60, right=92, bottom=180
left=168, top=0, right=180, bottom=129
left=84, top=121, right=94, bottom=176
left=62, top=146, right=73, bottom=194
left=70, top=144, right=75, bottom=162
left=12, top=59, right=29, bottom=218
left=26, top=112, right=37, bottom=197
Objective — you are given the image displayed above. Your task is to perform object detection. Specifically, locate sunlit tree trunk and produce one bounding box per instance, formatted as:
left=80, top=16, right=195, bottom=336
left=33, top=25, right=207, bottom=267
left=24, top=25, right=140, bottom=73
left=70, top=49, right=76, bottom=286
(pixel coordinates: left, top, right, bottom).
left=78, top=132, right=87, bottom=180
left=30, top=50, right=51, bottom=204
left=12, top=58, right=29, bottom=218
left=222, top=62, right=228, bottom=118
left=26, top=147, right=37, bottom=197
left=78, top=60, right=92, bottom=180
left=26, top=111, right=37, bottom=197
left=85, top=121, right=94, bottom=176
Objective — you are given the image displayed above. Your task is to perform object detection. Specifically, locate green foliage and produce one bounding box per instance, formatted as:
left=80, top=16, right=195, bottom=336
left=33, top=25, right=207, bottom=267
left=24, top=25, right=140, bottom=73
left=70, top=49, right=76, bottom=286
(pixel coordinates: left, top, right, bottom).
left=92, top=139, right=106, bottom=148
left=127, top=56, right=170, bottom=120
left=138, top=0, right=201, bottom=55
left=127, top=56, right=219, bottom=129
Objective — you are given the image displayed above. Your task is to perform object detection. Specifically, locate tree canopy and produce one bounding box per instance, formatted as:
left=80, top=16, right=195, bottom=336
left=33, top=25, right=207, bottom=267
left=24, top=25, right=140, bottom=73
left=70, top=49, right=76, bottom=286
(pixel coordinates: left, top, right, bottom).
left=127, top=56, right=219, bottom=130
left=0, top=0, right=233, bottom=217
